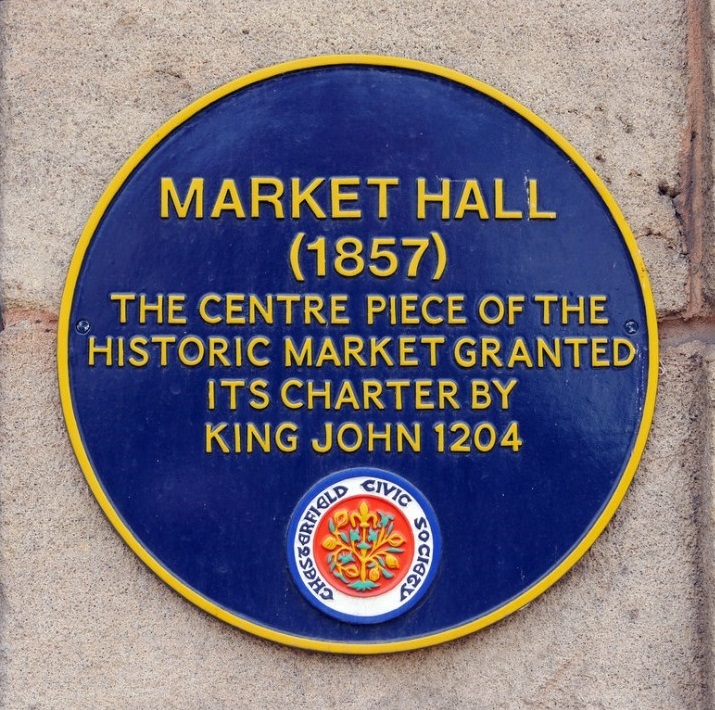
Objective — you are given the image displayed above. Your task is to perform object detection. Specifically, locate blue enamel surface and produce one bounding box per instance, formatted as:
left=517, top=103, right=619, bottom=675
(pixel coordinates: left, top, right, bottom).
left=67, top=65, right=649, bottom=644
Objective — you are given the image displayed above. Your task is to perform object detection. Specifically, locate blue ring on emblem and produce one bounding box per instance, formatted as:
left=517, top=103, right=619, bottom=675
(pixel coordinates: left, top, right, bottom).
left=287, top=468, right=442, bottom=625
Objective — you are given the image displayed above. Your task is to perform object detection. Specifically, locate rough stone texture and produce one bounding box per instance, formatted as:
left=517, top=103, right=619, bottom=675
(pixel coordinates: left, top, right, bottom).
left=0, top=1, right=708, bottom=708
left=0, top=325, right=707, bottom=709
left=0, top=0, right=689, bottom=316
left=704, top=0, right=715, bottom=309
left=703, top=346, right=715, bottom=705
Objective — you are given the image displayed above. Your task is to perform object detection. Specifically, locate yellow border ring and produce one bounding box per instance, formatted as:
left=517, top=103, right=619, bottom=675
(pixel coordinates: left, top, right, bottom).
left=58, top=55, right=659, bottom=654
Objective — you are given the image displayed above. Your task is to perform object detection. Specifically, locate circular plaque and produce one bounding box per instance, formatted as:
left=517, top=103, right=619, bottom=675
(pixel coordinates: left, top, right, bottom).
left=59, top=56, right=657, bottom=653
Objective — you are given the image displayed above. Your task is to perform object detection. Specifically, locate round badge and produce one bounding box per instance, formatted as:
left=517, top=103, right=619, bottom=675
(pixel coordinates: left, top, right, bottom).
left=59, top=56, right=657, bottom=653
left=287, top=469, right=441, bottom=623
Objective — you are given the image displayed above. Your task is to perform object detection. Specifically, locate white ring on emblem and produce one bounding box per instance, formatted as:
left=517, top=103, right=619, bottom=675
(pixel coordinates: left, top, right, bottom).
left=286, top=468, right=442, bottom=624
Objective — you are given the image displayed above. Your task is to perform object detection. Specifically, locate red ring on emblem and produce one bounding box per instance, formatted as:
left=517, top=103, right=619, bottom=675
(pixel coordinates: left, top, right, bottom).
left=313, top=494, right=415, bottom=598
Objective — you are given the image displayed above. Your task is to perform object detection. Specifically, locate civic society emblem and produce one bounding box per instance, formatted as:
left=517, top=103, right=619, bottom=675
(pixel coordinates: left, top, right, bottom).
left=287, top=469, right=441, bottom=623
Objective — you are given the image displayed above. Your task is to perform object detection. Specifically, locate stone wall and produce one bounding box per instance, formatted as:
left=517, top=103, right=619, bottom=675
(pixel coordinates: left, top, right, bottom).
left=0, top=1, right=711, bottom=708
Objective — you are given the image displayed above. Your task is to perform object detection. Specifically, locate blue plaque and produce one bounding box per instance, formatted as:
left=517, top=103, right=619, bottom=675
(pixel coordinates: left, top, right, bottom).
left=59, top=56, right=658, bottom=653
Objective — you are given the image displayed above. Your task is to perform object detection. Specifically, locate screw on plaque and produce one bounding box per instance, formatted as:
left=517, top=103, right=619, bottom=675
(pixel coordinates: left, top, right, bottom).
left=624, top=320, right=638, bottom=335
left=75, top=319, right=91, bottom=334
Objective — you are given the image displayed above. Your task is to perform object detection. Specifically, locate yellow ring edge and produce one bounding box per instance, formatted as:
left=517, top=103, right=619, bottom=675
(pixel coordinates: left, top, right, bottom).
left=57, top=54, right=659, bottom=655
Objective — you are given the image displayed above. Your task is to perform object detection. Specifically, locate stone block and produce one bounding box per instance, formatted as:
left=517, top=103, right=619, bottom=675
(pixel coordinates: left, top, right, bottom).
left=0, top=320, right=706, bottom=708
left=0, top=0, right=690, bottom=315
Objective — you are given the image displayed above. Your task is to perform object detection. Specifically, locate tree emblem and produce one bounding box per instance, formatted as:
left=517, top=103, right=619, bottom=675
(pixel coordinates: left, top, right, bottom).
left=321, top=499, right=407, bottom=593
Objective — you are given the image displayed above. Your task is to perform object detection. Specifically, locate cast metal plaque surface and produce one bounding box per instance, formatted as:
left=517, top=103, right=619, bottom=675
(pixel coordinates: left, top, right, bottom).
left=59, top=56, right=657, bottom=653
